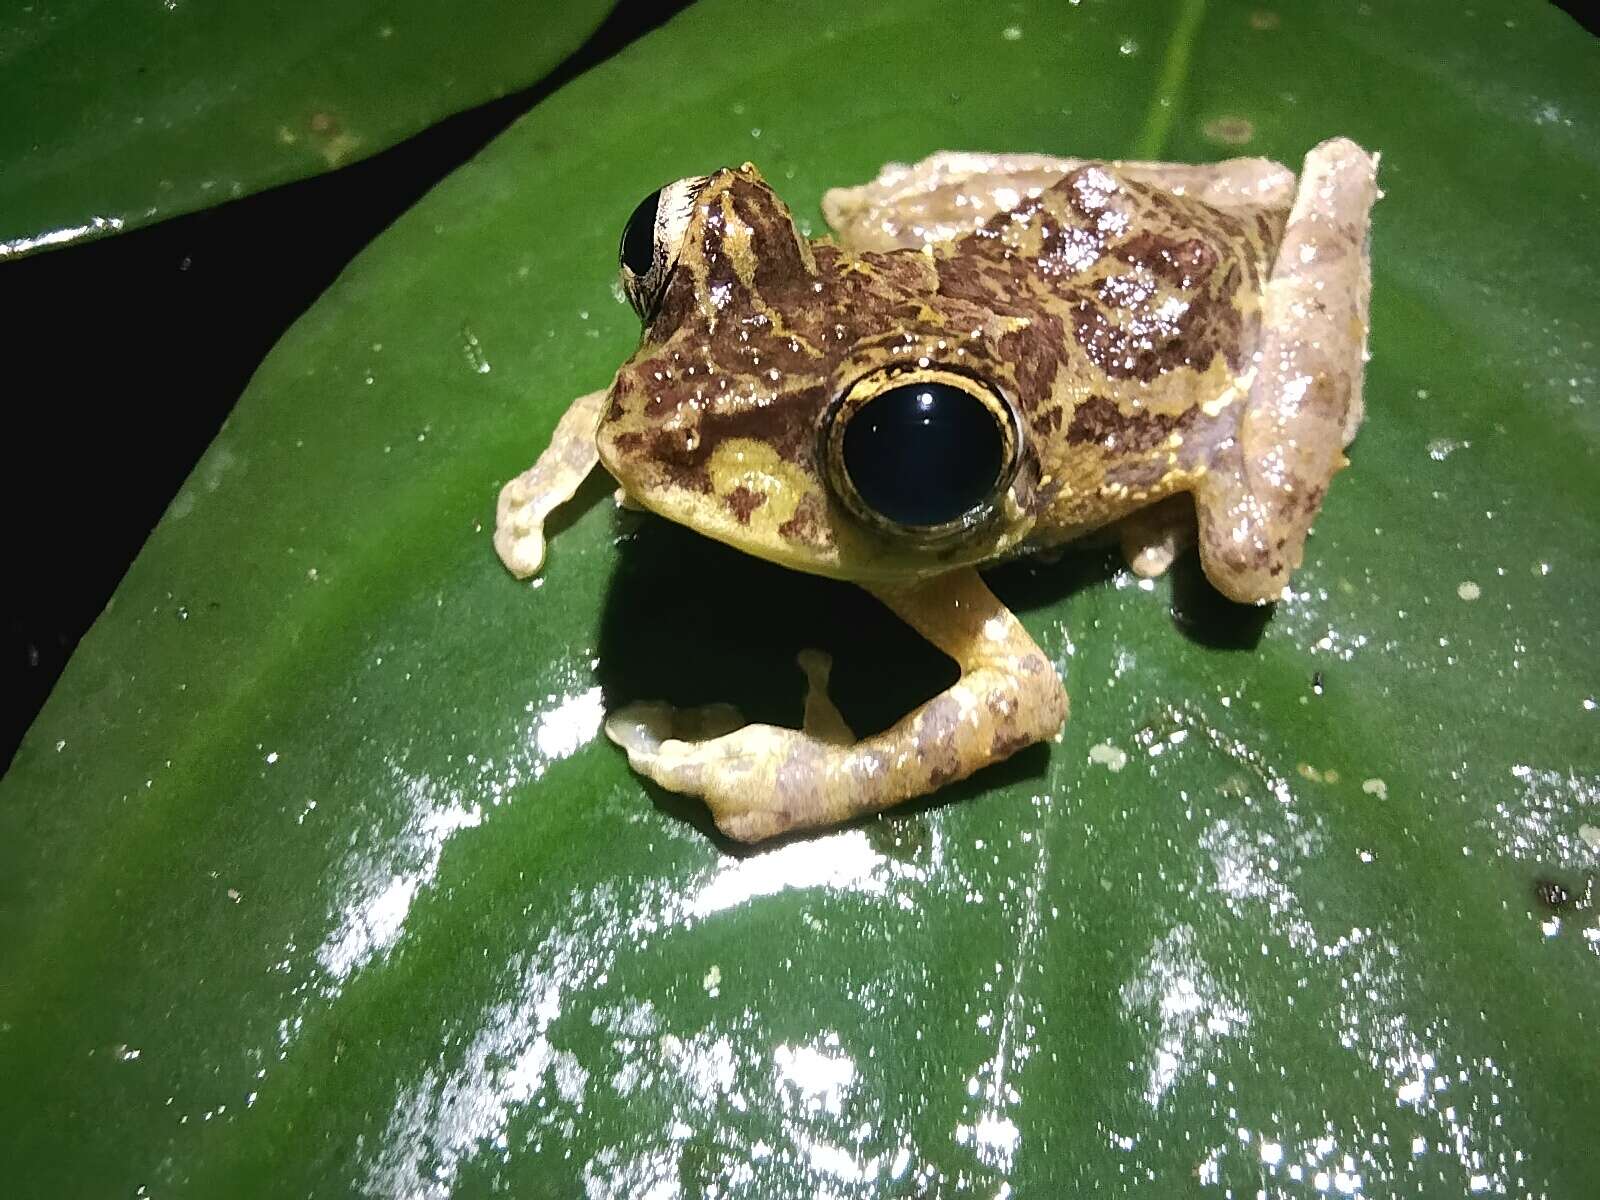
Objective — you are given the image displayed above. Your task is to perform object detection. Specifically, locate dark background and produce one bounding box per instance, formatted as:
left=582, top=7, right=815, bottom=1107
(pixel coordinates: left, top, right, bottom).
left=1, top=1, right=1594, bottom=771
left=0, top=1, right=692, bottom=771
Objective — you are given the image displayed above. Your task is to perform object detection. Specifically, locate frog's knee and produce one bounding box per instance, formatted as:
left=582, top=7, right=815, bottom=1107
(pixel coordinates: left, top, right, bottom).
left=1198, top=536, right=1292, bottom=605
left=712, top=804, right=796, bottom=844
left=1308, top=136, right=1365, bottom=163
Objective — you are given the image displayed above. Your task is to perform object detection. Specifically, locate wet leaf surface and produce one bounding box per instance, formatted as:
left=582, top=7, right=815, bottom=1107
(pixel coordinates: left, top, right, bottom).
left=2, top=0, right=1597, bottom=1195
left=0, top=0, right=612, bottom=256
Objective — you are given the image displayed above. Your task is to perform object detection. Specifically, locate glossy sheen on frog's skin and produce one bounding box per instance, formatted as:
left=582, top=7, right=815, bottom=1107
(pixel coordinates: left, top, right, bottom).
left=595, top=152, right=1358, bottom=597
left=496, top=142, right=1380, bottom=841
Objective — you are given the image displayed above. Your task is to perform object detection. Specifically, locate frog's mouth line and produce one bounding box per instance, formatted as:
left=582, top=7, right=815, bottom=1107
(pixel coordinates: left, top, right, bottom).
left=817, top=361, right=1025, bottom=548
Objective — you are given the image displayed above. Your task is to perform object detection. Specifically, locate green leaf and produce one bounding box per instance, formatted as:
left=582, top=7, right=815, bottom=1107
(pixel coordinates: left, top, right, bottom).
left=0, top=0, right=614, bottom=257
left=3, top=0, right=1597, bottom=1194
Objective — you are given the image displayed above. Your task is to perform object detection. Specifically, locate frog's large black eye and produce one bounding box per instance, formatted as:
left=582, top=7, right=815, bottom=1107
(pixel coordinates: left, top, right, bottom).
left=619, top=188, right=661, bottom=278
left=822, top=368, right=1021, bottom=538
left=618, top=174, right=711, bottom=321
left=844, top=383, right=1003, bottom=526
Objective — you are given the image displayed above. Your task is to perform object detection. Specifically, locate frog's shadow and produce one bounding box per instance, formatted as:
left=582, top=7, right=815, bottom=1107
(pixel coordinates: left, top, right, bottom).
left=592, top=508, right=1268, bottom=853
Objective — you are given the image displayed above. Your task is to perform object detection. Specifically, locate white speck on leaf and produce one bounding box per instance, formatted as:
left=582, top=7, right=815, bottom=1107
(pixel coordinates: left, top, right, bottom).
left=1089, top=742, right=1128, bottom=771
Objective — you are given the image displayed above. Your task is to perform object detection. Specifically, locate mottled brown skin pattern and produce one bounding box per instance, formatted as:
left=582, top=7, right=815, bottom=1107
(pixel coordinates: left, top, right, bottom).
left=597, top=163, right=1286, bottom=581
left=930, top=165, right=1284, bottom=541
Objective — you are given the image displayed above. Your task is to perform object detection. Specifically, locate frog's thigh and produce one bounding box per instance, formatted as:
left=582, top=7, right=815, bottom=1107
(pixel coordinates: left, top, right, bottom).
left=604, top=570, right=1067, bottom=843
left=822, top=151, right=1294, bottom=252
left=1117, top=495, right=1196, bottom=579
left=1192, top=137, right=1380, bottom=603
left=823, top=152, right=1082, bottom=252
left=493, top=388, right=607, bottom=578
left=1111, top=157, right=1296, bottom=215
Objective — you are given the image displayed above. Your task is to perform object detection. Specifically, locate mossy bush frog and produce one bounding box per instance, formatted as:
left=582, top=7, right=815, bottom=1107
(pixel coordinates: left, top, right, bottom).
left=495, top=140, right=1380, bottom=842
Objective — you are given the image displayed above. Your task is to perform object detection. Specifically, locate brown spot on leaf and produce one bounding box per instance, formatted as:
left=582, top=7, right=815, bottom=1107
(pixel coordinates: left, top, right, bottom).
left=1203, top=116, right=1256, bottom=146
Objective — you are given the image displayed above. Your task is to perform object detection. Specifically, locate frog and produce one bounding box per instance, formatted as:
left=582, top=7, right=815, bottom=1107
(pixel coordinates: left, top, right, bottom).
left=494, top=138, right=1380, bottom=844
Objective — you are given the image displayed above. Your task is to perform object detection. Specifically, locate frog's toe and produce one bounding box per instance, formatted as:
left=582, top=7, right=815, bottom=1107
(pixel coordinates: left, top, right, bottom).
left=605, top=713, right=823, bottom=842
left=493, top=387, right=607, bottom=579
left=711, top=803, right=798, bottom=845
left=492, top=479, right=545, bottom=577
left=604, top=701, right=673, bottom=757
left=1129, top=543, right=1176, bottom=578
left=1116, top=494, right=1195, bottom=580
left=604, top=701, right=745, bottom=758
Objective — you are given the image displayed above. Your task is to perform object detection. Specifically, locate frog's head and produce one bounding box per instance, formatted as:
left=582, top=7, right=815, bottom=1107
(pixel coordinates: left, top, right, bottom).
left=596, top=164, right=1042, bottom=584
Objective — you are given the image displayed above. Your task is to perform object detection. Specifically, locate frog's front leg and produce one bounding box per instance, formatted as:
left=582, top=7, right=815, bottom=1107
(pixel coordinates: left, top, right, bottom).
left=604, top=569, right=1067, bottom=843
left=494, top=388, right=608, bottom=578
left=1193, top=137, right=1380, bottom=603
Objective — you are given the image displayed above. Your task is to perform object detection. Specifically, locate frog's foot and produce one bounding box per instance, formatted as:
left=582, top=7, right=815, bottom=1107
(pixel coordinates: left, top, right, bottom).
left=493, top=388, right=608, bottom=578
left=605, top=570, right=1067, bottom=843
left=1117, top=495, right=1196, bottom=579
left=1192, top=137, right=1380, bottom=603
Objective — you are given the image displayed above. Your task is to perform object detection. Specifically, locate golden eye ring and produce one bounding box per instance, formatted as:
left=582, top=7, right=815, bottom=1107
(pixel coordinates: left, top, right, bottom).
left=818, top=364, right=1023, bottom=542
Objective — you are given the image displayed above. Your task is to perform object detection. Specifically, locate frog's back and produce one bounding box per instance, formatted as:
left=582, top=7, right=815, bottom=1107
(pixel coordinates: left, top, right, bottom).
left=930, top=162, right=1289, bottom=538
left=938, top=162, right=1285, bottom=370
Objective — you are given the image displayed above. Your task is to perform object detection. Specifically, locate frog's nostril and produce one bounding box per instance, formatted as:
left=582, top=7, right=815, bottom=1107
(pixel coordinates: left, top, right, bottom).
left=841, top=382, right=1005, bottom=528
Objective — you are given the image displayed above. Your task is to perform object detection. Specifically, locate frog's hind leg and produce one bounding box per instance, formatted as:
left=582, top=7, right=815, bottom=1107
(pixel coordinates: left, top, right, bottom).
left=823, top=152, right=1086, bottom=251
left=1191, top=137, right=1380, bottom=604
left=494, top=388, right=608, bottom=578
left=604, top=570, right=1067, bottom=843
left=1112, top=157, right=1296, bottom=217
left=822, top=151, right=1294, bottom=253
